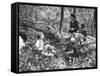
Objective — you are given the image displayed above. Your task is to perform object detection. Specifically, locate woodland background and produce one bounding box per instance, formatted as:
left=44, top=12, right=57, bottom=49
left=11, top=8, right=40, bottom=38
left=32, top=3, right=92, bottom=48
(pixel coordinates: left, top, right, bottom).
left=19, top=5, right=96, bottom=36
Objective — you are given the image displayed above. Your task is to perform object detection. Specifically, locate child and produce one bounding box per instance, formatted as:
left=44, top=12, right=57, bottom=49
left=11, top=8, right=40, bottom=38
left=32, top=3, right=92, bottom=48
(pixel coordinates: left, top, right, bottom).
left=79, top=23, right=87, bottom=37
left=19, top=32, right=27, bottom=50
left=35, top=32, right=44, bottom=51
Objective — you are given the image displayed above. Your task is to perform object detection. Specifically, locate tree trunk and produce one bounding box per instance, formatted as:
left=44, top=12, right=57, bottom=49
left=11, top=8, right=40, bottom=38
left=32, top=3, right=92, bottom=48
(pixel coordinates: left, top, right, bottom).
left=73, top=8, right=76, bottom=14
left=59, top=7, right=64, bottom=33
left=92, top=9, right=96, bottom=36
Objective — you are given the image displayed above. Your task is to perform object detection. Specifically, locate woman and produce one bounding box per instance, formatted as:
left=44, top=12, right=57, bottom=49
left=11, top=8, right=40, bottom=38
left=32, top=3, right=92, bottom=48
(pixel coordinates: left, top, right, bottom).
left=69, top=14, right=79, bottom=33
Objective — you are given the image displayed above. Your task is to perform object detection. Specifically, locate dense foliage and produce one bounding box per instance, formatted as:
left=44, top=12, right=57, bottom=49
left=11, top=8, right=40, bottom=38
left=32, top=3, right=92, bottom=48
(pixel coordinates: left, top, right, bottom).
left=19, top=5, right=96, bottom=72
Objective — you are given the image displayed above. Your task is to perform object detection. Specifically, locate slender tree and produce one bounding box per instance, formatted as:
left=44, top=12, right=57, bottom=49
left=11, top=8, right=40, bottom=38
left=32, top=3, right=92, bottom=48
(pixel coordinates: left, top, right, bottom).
left=73, top=8, right=76, bottom=14
left=59, top=7, right=64, bottom=33
left=92, top=9, right=96, bottom=36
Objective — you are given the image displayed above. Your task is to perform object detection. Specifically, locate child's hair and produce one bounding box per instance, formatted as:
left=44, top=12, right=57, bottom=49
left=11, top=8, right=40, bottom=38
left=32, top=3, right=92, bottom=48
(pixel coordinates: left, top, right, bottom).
left=37, top=35, right=41, bottom=39
left=19, top=32, right=27, bottom=42
left=81, top=23, right=85, bottom=29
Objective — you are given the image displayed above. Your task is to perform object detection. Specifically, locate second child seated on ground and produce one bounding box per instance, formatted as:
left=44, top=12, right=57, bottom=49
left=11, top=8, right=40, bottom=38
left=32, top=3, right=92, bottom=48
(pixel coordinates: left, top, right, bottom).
left=34, top=32, right=56, bottom=57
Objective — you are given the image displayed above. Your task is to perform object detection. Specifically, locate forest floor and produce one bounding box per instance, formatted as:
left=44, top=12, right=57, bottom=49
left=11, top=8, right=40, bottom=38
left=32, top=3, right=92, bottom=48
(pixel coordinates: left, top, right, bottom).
left=19, top=30, right=96, bottom=72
